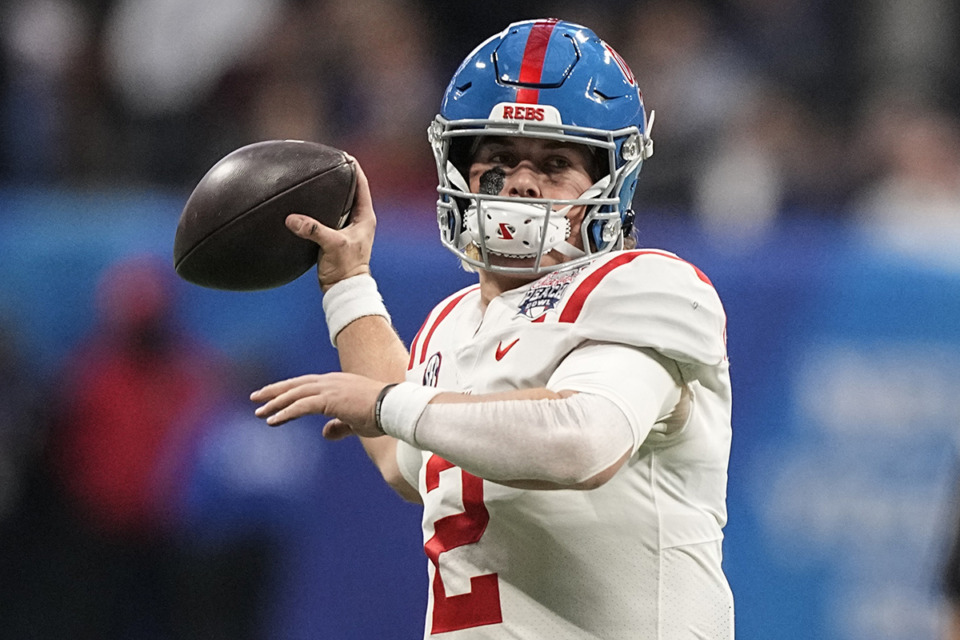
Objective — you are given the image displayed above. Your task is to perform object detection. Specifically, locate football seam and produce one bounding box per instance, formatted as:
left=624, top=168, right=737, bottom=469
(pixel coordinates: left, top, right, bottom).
left=175, top=159, right=353, bottom=272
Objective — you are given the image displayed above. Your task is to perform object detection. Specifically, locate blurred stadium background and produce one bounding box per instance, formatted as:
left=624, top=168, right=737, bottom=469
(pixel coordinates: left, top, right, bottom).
left=2, top=0, right=960, bottom=638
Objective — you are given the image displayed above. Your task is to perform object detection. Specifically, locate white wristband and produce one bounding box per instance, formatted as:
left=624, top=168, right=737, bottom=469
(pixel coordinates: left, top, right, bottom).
left=321, top=274, right=391, bottom=347
left=378, top=382, right=443, bottom=443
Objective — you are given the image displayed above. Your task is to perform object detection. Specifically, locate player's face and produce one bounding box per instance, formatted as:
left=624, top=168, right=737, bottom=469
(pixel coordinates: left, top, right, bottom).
left=467, top=137, right=597, bottom=270
left=468, top=136, right=597, bottom=203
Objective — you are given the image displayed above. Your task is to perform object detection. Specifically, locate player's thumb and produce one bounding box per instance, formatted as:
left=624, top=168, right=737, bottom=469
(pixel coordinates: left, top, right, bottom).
left=321, top=418, right=355, bottom=441
left=286, top=214, right=332, bottom=244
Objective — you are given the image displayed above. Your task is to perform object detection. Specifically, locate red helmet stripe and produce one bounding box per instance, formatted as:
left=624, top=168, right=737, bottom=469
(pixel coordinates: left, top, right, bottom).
left=515, top=18, right=559, bottom=103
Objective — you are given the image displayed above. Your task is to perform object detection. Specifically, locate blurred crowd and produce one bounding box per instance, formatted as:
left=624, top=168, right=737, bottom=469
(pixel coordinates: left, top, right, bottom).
left=2, top=0, right=960, bottom=236
left=2, top=1, right=960, bottom=638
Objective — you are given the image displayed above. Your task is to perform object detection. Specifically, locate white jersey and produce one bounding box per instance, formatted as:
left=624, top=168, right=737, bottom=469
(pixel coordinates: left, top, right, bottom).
left=396, top=249, right=734, bottom=639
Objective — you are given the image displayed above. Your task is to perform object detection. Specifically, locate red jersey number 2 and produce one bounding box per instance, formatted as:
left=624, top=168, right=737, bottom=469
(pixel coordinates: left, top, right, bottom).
left=423, top=455, right=502, bottom=634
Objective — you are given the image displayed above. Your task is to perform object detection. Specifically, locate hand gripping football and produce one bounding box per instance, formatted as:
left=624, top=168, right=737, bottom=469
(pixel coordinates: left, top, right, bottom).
left=173, top=140, right=356, bottom=291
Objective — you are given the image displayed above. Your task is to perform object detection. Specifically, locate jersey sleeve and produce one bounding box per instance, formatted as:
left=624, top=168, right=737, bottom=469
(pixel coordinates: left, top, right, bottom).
left=406, top=284, right=479, bottom=372
left=557, top=250, right=727, bottom=386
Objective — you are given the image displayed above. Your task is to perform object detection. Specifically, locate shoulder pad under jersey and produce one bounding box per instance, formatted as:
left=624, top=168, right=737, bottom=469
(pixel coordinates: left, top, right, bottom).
left=555, top=250, right=727, bottom=368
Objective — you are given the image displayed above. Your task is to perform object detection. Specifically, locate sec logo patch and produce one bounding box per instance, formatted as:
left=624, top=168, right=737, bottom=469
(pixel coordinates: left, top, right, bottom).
left=422, top=352, right=442, bottom=387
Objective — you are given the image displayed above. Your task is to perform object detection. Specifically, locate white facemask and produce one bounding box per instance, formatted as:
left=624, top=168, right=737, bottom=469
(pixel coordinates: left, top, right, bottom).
left=462, top=199, right=571, bottom=258
left=459, top=175, right=611, bottom=259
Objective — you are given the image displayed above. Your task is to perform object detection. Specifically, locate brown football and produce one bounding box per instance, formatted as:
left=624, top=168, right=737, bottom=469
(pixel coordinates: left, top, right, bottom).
left=173, top=140, right=356, bottom=291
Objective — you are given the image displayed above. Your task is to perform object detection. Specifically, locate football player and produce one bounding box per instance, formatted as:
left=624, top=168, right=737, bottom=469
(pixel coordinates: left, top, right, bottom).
left=253, top=18, right=734, bottom=639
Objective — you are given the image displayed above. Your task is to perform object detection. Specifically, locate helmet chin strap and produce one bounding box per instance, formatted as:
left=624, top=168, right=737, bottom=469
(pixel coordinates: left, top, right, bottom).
left=549, top=175, right=611, bottom=259
left=552, top=241, right=585, bottom=258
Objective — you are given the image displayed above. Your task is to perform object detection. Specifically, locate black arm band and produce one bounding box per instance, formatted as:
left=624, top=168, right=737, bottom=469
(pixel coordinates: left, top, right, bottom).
left=373, top=383, right=399, bottom=435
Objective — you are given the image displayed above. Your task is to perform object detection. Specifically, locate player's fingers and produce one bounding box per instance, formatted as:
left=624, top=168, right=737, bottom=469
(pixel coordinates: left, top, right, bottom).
left=322, top=418, right=355, bottom=440
left=345, top=157, right=375, bottom=228
left=254, top=382, right=326, bottom=419
left=254, top=383, right=327, bottom=418
left=262, top=394, right=328, bottom=426
left=250, top=374, right=322, bottom=402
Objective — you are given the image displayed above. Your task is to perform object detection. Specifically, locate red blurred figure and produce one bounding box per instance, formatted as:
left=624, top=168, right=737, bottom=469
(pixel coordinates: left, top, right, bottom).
left=50, top=255, right=223, bottom=540
left=26, top=254, right=231, bottom=639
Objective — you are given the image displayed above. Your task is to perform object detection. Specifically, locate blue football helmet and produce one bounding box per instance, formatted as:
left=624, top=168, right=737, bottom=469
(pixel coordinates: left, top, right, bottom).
left=429, top=18, right=654, bottom=274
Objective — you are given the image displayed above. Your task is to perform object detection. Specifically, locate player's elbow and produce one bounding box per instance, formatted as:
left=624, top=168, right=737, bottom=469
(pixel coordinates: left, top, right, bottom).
left=570, top=450, right=631, bottom=489
left=537, top=437, right=632, bottom=490
left=500, top=447, right=629, bottom=491
left=363, top=437, right=422, bottom=503
left=380, top=466, right=422, bottom=504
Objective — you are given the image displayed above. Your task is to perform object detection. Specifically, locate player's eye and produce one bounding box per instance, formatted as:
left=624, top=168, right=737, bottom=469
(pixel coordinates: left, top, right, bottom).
left=545, top=155, right=573, bottom=171
left=488, top=151, right=514, bottom=165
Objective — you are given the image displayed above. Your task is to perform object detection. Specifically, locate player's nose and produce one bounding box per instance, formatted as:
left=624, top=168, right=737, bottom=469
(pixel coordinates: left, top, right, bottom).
left=504, top=163, right=541, bottom=198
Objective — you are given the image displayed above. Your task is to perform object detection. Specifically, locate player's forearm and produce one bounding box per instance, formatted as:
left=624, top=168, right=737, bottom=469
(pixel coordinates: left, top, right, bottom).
left=334, top=315, right=409, bottom=381
left=333, top=314, right=418, bottom=500
left=433, top=387, right=564, bottom=403
left=378, top=386, right=636, bottom=489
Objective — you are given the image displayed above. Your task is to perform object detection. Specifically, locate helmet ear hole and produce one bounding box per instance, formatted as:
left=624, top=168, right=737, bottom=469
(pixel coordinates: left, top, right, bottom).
left=589, top=148, right=609, bottom=183
left=588, top=220, right=604, bottom=252
left=621, top=210, right=636, bottom=237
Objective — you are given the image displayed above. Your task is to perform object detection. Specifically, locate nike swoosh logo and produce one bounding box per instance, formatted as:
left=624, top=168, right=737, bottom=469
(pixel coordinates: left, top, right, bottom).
left=495, top=338, right=520, bottom=361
